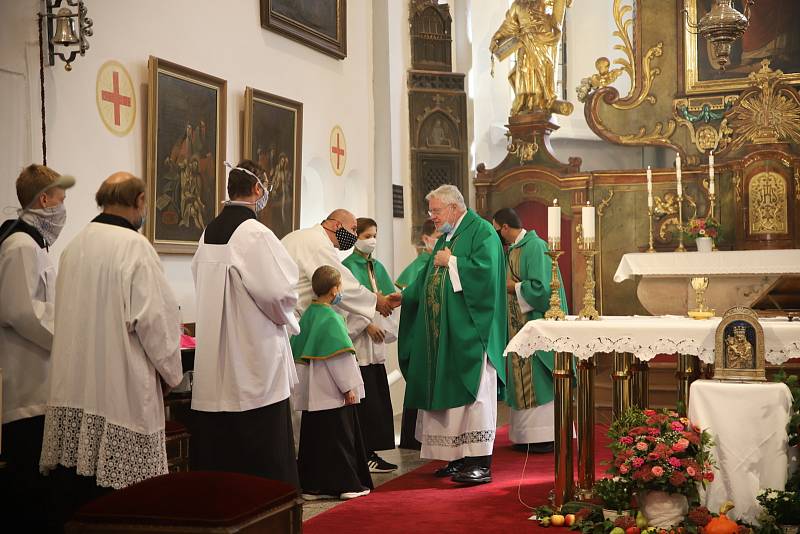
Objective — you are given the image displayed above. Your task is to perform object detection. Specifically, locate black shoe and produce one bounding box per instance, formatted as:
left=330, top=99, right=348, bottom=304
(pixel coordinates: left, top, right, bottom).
left=529, top=441, right=554, bottom=453
left=434, top=458, right=465, bottom=477
left=451, top=466, right=492, bottom=485
left=367, top=452, right=398, bottom=473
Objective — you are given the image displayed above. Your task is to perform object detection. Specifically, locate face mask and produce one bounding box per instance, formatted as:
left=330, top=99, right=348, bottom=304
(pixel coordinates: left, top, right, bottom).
left=254, top=186, right=269, bottom=213
left=331, top=292, right=343, bottom=306
left=21, top=203, right=66, bottom=246
left=334, top=226, right=357, bottom=251
left=438, top=221, right=453, bottom=235
left=355, top=237, right=377, bottom=255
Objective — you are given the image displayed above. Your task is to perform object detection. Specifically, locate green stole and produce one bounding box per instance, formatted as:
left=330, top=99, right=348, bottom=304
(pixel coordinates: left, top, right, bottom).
left=290, top=303, right=355, bottom=363
left=343, top=250, right=396, bottom=296
left=398, top=209, right=508, bottom=411
left=505, top=229, right=568, bottom=410
left=395, top=250, right=432, bottom=289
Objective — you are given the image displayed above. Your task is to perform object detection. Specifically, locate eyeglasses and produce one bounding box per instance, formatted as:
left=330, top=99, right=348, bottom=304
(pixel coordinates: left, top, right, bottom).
left=427, top=205, right=453, bottom=217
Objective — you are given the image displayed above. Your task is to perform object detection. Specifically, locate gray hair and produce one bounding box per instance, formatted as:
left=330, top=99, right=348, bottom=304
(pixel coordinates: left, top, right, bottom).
left=425, top=185, right=466, bottom=211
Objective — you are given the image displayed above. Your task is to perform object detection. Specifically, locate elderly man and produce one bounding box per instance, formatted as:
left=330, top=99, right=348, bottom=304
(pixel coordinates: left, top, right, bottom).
left=0, top=164, right=68, bottom=527
left=392, top=185, right=507, bottom=485
left=39, top=172, right=183, bottom=524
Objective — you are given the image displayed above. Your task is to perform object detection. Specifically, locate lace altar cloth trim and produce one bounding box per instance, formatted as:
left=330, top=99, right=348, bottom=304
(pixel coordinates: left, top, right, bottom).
left=39, top=406, right=168, bottom=489
left=423, top=429, right=496, bottom=448
left=504, top=316, right=800, bottom=364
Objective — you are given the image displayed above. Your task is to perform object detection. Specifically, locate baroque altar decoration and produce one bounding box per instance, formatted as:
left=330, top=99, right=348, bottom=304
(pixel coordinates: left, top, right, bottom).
left=713, top=307, right=766, bottom=381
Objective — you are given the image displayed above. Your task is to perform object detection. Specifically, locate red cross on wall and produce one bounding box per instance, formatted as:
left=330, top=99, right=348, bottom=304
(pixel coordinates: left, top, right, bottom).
left=101, top=71, right=132, bottom=126
left=331, top=133, right=345, bottom=168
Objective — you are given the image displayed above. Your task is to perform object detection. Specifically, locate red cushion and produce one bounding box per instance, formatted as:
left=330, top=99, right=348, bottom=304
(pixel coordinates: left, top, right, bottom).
left=73, top=472, right=298, bottom=527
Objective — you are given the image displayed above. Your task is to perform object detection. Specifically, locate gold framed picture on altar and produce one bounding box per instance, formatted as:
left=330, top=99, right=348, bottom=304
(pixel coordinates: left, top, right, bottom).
left=243, top=87, right=303, bottom=240
left=145, top=56, right=227, bottom=254
left=681, top=0, right=800, bottom=95
left=713, top=307, right=766, bottom=381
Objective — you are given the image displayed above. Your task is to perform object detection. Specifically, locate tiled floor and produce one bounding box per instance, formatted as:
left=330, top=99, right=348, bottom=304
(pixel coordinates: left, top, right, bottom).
left=302, top=403, right=511, bottom=521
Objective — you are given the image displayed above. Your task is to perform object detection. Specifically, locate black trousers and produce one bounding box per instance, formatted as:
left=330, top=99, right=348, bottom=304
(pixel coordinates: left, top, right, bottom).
left=0, top=416, right=50, bottom=530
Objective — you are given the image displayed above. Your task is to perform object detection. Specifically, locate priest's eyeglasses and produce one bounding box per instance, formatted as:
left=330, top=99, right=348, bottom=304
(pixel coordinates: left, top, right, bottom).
left=427, top=205, right=453, bottom=217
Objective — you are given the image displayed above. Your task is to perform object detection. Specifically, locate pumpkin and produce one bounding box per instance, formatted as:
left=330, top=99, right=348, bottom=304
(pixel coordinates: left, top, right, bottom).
left=704, top=502, right=738, bottom=534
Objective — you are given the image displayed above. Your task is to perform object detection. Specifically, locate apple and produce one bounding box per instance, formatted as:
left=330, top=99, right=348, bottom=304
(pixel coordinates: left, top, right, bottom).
left=610, top=528, right=626, bottom=534
left=550, top=514, right=566, bottom=527
left=564, top=514, right=576, bottom=526
left=626, top=527, right=641, bottom=534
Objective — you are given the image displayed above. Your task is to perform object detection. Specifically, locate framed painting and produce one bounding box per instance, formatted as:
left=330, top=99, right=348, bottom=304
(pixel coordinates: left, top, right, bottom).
left=260, top=0, right=347, bottom=59
left=146, top=56, right=226, bottom=253
left=682, top=0, right=800, bottom=94
left=713, top=307, right=766, bottom=381
left=243, top=87, right=303, bottom=239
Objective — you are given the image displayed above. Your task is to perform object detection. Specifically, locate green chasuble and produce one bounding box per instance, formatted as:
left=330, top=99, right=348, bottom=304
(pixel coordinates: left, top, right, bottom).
left=505, top=229, right=568, bottom=410
left=290, top=303, right=355, bottom=363
left=343, top=250, right=396, bottom=296
left=394, top=251, right=432, bottom=289
left=398, top=209, right=508, bottom=411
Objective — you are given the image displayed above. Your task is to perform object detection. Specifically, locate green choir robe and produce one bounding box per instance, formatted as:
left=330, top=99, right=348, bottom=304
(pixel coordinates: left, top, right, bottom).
left=505, top=229, right=568, bottom=410
left=394, top=250, right=432, bottom=289
left=290, top=303, right=355, bottom=362
left=398, top=209, right=508, bottom=411
left=343, top=250, right=395, bottom=296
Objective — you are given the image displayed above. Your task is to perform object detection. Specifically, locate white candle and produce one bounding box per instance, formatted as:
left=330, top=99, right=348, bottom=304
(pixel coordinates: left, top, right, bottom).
left=646, top=166, right=653, bottom=209
left=676, top=153, right=682, bottom=197
left=709, top=151, right=715, bottom=196
left=582, top=202, right=595, bottom=241
left=547, top=199, right=560, bottom=247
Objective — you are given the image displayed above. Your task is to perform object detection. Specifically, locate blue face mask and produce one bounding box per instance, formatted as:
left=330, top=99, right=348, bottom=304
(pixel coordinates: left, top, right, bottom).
left=438, top=221, right=454, bottom=235
left=331, top=292, right=343, bottom=306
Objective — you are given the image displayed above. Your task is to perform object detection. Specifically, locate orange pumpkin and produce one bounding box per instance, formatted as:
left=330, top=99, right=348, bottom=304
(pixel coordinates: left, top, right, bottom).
left=705, top=502, right=738, bottom=534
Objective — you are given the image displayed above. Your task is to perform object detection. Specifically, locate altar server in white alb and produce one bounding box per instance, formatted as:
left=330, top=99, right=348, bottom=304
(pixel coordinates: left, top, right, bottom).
left=39, top=173, right=183, bottom=523
left=0, top=164, right=68, bottom=527
left=191, top=160, right=300, bottom=488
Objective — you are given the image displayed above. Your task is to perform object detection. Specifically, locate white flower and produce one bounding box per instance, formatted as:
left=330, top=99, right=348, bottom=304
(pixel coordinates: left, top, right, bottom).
left=768, top=491, right=779, bottom=500
left=758, top=489, right=767, bottom=497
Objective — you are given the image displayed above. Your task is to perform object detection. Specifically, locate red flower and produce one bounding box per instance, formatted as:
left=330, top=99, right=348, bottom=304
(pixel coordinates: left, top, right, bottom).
left=669, top=471, right=687, bottom=486
left=704, top=471, right=715, bottom=482
left=688, top=506, right=712, bottom=526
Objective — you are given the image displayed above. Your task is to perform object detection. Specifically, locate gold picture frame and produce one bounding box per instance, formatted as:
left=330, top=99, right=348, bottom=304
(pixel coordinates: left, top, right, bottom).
left=713, top=307, right=766, bottom=381
left=681, top=0, right=800, bottom=95
left=260, top=0, right=347, bottom=60
left=145, top=56, right=227, bottom=254
left=243, top=87, right=303, bottom=240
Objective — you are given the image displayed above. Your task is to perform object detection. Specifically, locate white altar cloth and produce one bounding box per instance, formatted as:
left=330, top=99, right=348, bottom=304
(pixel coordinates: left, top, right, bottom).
left=613, top=249, right=800, bottom=282
left=688, top=380, right=793, bottom=524
left=504, top=316, right=800, bottom=364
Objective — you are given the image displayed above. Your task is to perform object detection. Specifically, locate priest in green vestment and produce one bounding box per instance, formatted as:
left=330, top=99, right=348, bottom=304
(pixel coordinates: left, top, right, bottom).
left=390, top=185, right=507, bottom=486
left=492, top=207, right=568, bottom=453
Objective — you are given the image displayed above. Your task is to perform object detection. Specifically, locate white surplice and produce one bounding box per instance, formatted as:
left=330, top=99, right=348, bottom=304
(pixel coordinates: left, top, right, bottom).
left=346, top=307, right=399, bottom=366
left=281, top=225, right=377, bottom=319
left=39, top=220, right=183, bottom=489
left=191, top=219, right=299, bottom=412
left=292, top=354, right=365, bottom=412
left=0, top=230, right=55, bottom=424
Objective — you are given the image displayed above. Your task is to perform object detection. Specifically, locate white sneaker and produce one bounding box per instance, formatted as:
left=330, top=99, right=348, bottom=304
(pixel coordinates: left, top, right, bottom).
left=302, top=493, right=337, bottom=501
left=339, top=488, right=370, bottom=500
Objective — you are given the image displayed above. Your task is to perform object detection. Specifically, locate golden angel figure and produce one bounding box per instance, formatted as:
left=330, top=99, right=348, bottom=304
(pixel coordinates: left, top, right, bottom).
left=490, top=0, right=573, bottom=116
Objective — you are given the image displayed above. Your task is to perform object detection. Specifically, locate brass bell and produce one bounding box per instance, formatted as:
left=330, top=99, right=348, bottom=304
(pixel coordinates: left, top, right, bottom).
left=52, top=7, right=79, bottom=46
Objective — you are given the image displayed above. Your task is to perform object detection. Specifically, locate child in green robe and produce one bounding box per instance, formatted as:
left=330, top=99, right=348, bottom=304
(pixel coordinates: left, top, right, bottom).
left=291, top=265, right=373, bottom=500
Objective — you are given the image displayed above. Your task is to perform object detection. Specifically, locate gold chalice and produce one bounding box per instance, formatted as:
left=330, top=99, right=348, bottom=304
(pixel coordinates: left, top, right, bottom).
left=687, top=277, right=714, bottom=319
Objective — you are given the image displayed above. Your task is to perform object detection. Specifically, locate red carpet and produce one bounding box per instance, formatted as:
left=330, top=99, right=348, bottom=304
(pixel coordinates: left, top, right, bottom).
left=304, top=425, right=613, bottom=534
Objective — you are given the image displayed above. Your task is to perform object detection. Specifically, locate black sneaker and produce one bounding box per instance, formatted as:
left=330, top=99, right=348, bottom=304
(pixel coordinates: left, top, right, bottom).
left=367, top=452, right=398, bottom=473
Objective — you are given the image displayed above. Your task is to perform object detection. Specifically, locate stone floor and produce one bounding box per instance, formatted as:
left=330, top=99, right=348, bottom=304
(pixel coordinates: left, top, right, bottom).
left=302, top=403, right=511, bottom=521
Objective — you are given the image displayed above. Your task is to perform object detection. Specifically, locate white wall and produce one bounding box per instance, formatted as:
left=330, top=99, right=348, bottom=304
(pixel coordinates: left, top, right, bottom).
left=0, top=0, right=376, bottom=323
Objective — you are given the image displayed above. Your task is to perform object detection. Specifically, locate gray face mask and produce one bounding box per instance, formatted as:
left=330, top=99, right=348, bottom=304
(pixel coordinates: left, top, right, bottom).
left=21, top=203, right=66, bottom=246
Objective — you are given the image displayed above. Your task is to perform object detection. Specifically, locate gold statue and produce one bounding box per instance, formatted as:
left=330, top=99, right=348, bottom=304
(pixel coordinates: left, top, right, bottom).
left=725, top=326, right=754, bottom=369
left=490, top=0, right=573, bottom=116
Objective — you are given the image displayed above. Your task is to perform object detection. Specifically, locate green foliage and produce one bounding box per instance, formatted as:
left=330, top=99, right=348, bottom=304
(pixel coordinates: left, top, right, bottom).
left=594, top=477, right=633, bottom=511
left=772, top=369, right=800, bottom=491
left=757, top=489, right=800, bottom=527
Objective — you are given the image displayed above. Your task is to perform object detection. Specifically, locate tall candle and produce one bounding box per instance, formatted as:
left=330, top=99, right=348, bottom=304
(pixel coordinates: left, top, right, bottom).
left=646, top=166, right=653, bottom=209
left=582, top=202, right=595, bottom=241
left=547, top=199, right=560, bottom=247
left=709, top=151, right=715, bottom=195
left=676, top=152, right=683, bottom=197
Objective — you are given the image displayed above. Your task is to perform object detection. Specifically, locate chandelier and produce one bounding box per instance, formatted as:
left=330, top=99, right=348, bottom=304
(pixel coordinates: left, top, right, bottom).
left=685, top=0, right=755, bottom=70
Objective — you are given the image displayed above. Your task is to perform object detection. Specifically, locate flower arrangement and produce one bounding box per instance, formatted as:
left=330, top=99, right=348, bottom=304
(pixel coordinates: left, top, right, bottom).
left=757, top=489, right=800, bottom=528
left=606, top=408, right=715, bottom=501
left=684, top=217, right=720, bottom=240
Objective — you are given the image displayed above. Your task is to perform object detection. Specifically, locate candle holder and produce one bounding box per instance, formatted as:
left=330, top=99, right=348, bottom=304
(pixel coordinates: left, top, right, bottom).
left=647, top=207, right=655, bottom=253
left=578, top=240, right=599, bottom=320
left=675, top=194, right=686, bottom=252
left=544, top=248, right=566, bottom=321
left=708, top=191, right=717, bottom=250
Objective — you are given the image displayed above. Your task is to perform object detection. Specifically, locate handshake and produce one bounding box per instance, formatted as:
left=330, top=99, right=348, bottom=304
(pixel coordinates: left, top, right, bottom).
left=375, top=291, right=403, bottom=317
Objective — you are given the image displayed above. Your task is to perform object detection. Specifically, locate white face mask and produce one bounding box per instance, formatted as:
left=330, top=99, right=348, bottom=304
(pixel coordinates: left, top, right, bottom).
left=20, top=203, right=66, bottom=246
left=355, top=237, right=377, bottom=255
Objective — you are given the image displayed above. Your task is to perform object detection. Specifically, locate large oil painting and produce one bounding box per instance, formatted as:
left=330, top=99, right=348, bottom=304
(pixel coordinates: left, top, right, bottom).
left=243, top=87, right=302, bottom=239
left=146, top=56, right=226, bottom=253
left=683, top=0, right=800, bottom=94
left=260, top=0, right=346, bottom=59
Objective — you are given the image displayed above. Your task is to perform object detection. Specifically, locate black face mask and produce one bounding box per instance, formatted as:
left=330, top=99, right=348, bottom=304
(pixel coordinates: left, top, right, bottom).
left=335, top=226, right=357, bottom=251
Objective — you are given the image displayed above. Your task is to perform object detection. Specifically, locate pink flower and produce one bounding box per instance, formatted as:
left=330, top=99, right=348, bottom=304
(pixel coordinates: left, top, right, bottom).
left=632, top=457, right=644, bottom=468
left=620, top=465, right=630, bottom=474
left=620, top=436, right=634, bottom=445
left=704, top=471, right=714, bottom=482
left=651, top=466, right=664, bottom=477
left=671, top=421, right=685, bottom=432
left=672, top=438, right=690, bottom=452
left=686, top=466, right=697, bottom=477
left=644, top=409, right=657, bottom=416
left=668, top=457, right=682, bottom=468
left=636, top=441, right=649, bottom=451
left=648, top=427, right=661, bottom=436
left=648, top=452, right=660, bottom=461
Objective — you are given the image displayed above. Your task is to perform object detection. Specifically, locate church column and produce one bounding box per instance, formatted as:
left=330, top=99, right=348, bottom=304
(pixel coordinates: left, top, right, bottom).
left=553, top=351, right=574, bottom=507
left=576, top=356, right=595, bottom=499
left=611, top=351, right=633, bottom=419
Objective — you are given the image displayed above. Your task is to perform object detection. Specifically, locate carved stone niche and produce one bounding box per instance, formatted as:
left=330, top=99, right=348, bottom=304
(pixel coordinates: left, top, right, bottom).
left=410, top=0, right=452, bottom=72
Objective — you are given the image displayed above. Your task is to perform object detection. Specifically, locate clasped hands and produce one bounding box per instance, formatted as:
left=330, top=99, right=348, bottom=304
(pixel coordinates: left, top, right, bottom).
left=376, top=290, right=402, bottom=317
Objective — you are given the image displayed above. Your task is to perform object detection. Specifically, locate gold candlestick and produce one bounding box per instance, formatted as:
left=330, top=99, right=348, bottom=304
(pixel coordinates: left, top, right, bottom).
left=708, top=192, right=716, bottom=220
left=675, top=194, right=686, bottom=252
left=545, top=248, right=566, bottom=321
left=647, top=207, right=655, bottom=253
left=578, top=240, right=599, bottom=320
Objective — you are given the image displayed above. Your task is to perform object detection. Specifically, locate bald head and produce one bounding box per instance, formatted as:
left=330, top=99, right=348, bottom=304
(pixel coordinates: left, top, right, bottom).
left=96, top=172, right=146, bottom=209
left=321, top=209, right=358, bottom=249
